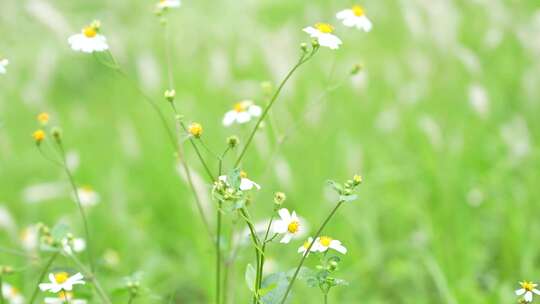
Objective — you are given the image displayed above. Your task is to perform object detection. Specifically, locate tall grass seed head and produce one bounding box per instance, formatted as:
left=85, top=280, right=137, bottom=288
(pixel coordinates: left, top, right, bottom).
left=33, top=129, right=46, bottom=144
left=188, top=122, right=203, bottom=138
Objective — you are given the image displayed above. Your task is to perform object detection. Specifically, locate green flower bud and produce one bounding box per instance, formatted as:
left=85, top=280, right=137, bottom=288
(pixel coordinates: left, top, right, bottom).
left=164, top=89, right=176, bottom=102
left=274, top=192, right=286, bottom=206
left=226, top=136, right=239, bottom=148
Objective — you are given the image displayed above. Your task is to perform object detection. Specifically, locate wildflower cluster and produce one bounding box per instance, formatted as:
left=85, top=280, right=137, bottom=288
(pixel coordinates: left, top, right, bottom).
left=516, top=281, right=540, bottom=303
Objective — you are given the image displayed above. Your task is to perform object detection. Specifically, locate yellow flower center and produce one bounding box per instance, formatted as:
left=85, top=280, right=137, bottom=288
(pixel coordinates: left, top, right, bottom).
left=33, top=129, right=45, bottom=142
left=315, top=23, right=334, bottom=34
left=240, top=171, right=248, bottom=178
left=234, top=102, right=248, bottom=112
left=188, top=122, right=203, bottom=137
left=521, top=281, right=536, bottom=292
left=58, top=291, right=73, bottom=299
left=352, top=5, right=365, bottom=16
left=37, top=112, right=49, bottom=124
left=55, top=272, right=69, bottom=284
left=303, top=240, right=311, bottom=249
left=287, top=221, right=300, bottom=233
left=9, top=287, right=20, bottom=296
left=320, top=236, right=333, bottom=247
left=83, top=26, right=97, bottom=38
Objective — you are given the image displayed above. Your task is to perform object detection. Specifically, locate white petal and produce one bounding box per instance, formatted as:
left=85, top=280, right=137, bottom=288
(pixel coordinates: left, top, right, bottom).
left=525, top=291, right=533, bottom=302
left=290, top=211, right=299, bottom=221
left=222, top=111, right=237, bottom=126
left=248, top=105, right=262, bottom=117
left=278, top=208, right=291, bottom=222
left=318, top=34, right=342, bottom=50
left=236, top=111, right=251, bottom=124
left=239, top=178, right=253, bottom=191
left=303, top=27, right=320, bottom=38
left=330, top=240, right=347, bottom=254
left=516, top=289, right=526, bottom=296
left=280, top=233, right=292, bottom=244
left=357, top=16, right=373, bottom=32
left=273, top=220, right=287, bottom=234
left=336, top=9, right=354, bottom=20
left=534, top=289, right=540, bottom=295
left=39, top=283, right=54, bottom=291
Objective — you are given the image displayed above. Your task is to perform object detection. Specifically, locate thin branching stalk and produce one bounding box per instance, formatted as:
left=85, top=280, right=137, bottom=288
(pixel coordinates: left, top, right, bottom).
left=69, top=253, right=112, bottom=304
left=279, top=200, right=345, bottom=304
left=55, top=141, right=95, bottom=273
left=234, top=48, right=318, bottom=167
left=29, top=251, right=59, bottom=304
left=257, top=216, right=274, bottom=291
left=216, top=201, right=223, bottom=304
left=239, top=208, right=262, bottom=303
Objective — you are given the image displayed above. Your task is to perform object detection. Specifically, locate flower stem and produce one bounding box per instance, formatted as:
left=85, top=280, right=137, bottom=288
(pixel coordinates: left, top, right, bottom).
left=257, top=216, right=274, bottom=291
left=56, top=141, right=95, bottom=273
left=29, top=251, right=59, bottom=304
left=234, top=49, right=318, bottom=167
left=69, top=253, right=112, bottom=304
left=279, top=201, right=344, bottom=304
left=324, top=293, right=328, bottom=304
left=216, top=201, right=223, bottom=304
left=240, top=208, right=262, bottom=303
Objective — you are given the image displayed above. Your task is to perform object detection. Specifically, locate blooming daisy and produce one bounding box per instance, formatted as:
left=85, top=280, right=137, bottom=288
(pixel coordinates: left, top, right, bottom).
left=222, top=100, right=262, bottom=126
left=516, top=281, right=540, bottom=302
left=39, top=272, right=85, bottom=293
left=218, top=171, right=261, bottom=191
left=1, top=283, right=24, bottom=304
left=0, top=58, right=8, bottom=75
left=61, top=237, right=86, bottom=255
left=297, top=237, right=320, bottom=256
left=45, top=291, right=87, bottom=304
left=316, top=236, right=347, bottom=254
left=273, top=208, right=303, bottom=243
left=76, top=186, right=100, bottom=207
left=303, top=23, right=342, bottom=50
left=68, top=20, right=108, bottom=53
left=336, top=5, right=373, bottom=32
left=157, top=0, right=181, bottom=9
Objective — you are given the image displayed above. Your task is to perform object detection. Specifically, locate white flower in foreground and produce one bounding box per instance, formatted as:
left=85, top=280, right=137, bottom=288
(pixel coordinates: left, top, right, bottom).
left=223, top=100, right=262, bottom=126
left=76, top=186, right=100, bottom=207
left=297, top=237, right=320, bottom=256
left=303, top=23, right=342, bottom=50
left=157, top=0, right=181, bottom=9
left=274, top=208, right=303, bottom=243
left=336, top=5, right=373, bottom=32
left=2, top=283, right=24, bottom=304
left=68, top=20, right=108, bottom=53
left=0, top=58, right=8, bottom=75
left=516, top=281, right=540, bottom=302
left=39, top=272, right=85, bottom=293
left=316, top=236, right=347, bottom=254
left=44, top=291, right=87, bottom=304
left=62, top=237, right=86, bottom=255
left=218, top=171, right=261, bottom=191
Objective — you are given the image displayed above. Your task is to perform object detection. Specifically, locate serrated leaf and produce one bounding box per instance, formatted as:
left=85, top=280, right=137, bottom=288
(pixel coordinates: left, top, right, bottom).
left=245, top=264, right=256, bottom=292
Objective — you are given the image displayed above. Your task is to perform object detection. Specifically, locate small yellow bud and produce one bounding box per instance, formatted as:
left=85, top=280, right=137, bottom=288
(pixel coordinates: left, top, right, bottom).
left=188, top=122, right=203, bottom=138
left=37, top=112, right=49, bottom=125
left=32, top=130, right=45, bottom=144
left=164, top=89, right=176, bottom=102
left=353, top=174, right=363, bottom=185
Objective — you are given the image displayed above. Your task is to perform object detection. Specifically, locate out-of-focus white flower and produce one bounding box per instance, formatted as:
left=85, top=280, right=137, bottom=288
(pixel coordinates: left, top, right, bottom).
left=39, top=272, right=85, bottom=293
left=516, top=281, right=540, bottom=302
left=316, top=236, right=347, bottom=254
left=20, top=225, right=39, bottom=251
left=0, top=205, right=15, bottom=231
left=44, top=291, right=86, bottom=304
left=297, top=237, right=320, bottom=256
left=500, top=116, right=531, bottom=161
left=223, top=100, right=262, bottom=126
left=61, top=237, right=86, bottom=255
left=336, top=5, right=373, bottom=32
left=273, top=208, right=303, bottom=244
left=0, top=58, right=9, bottom=74
left=218, top=171, right=261, bottom=191
left=468, top=84, right=489, bottom=118
left=76, top=186, right=100, bottom=207
left=68, top=20, right=108, bottom=53
left=303, top=23, right=342, bottom=50
left=157, top=0, right=181, bottom=9
left=1, top=283, right=24, bottom=304
left=103, top=249, right=120, bottom=268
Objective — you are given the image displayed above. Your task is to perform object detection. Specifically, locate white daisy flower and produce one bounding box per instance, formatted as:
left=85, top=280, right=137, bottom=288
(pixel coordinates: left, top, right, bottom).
left=273, top=208, right=303, bottom=244
left=44, top=291, right=87, bottom=304
left=61, top=237, right=86, bottom=255
left=157, top=0, right=181, bottom=9
left=297, top=237, right=320, bottom=256
left=316, top=236, right=347, bottom=254
left=336, top=5, right=373, bottom=32
left=516, top=281, right=540, bottom=302
left=2, top=283, right=24, bottom=304
left=39, top=272, right=85, bottom=293
left=218, top=171, right=261, bottom=191
left=0, top=58, right=9, bottom=75
left=76, top=186, right=100, bottom=207
left=68, top=20, right=108, bottom=53
left=303, top=23, right=342, bottom=50
left=222, top=100, right=262, bottom=126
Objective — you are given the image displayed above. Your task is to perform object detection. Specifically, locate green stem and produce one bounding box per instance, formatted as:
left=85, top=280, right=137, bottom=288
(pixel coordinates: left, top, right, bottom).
left=234, top=49, right=317, bottom=167
left=279, top=201, right=344, bottom=304
left=216, top=201, right=223, bottom=304
left=257, top=216, right=274, bottom=290
left=127, top=293, right=136, bottom=304
left=240, top=209, right=261, bottom=303
left=324, top=293, right=328, bottom=304
left=29, top=251, right=59, bottom=304
left=69, top=253, right=112, bottom=304
left=56, top=141, right=95, bottom=273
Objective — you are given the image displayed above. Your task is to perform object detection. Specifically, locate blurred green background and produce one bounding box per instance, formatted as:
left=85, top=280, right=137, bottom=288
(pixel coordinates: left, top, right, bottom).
left=1, top=0, right=540, bottom=303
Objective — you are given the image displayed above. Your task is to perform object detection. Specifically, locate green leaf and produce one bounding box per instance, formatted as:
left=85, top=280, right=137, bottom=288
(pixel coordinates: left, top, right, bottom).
left=327, top=180, right=344, bottom=195
left=51, top=223, right=70, bottom=242
left=228, top=168, right=241, bottom=189
left=245, top=263, right=256, bottom=292
left=258, top=283, right=277, bottom=296
left=260, top=272, right=289, bottom=304
left=339, top=194, right=358, bottom=202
